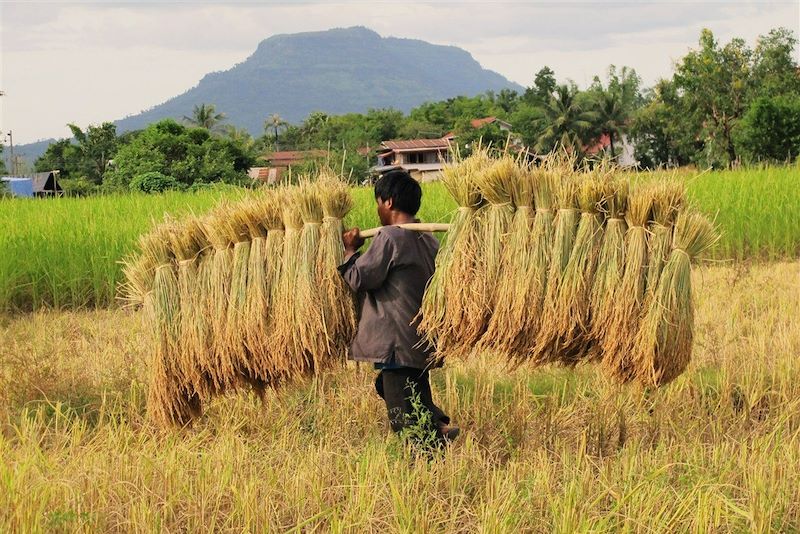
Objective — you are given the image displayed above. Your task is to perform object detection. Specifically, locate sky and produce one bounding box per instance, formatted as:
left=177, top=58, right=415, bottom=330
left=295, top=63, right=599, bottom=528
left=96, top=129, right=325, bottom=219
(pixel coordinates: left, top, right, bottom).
left=1, top=1, right=798, bottom=144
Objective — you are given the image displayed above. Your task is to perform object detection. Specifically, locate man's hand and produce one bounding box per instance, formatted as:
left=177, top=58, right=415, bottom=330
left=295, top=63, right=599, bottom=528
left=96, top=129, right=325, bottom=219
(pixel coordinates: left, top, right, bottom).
left=342, top=227, right=365, bottom=256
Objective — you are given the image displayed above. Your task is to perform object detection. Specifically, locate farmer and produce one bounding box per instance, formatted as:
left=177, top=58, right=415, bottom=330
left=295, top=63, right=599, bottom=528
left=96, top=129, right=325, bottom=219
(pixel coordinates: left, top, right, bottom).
left=338, top=169, right=459, bottom=447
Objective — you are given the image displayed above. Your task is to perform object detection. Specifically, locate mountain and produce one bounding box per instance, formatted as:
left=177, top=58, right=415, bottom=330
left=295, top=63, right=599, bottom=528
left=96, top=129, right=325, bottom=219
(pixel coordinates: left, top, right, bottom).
left=16, top=26, right=523, bottom=163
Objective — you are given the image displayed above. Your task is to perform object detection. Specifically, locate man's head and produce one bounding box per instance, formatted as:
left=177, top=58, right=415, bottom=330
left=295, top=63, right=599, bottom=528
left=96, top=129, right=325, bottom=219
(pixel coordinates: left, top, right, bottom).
left=374, top=170, right=422, bottom=226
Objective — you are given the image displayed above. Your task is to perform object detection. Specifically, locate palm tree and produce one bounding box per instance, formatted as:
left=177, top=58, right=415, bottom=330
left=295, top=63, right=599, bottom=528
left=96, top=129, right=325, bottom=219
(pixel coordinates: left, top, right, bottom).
left=265, top=113, right=289, bottom=149
left=593, top=90, right=629, bottom=159
left=533, top=85, right=596, bottom=154
left=183, top=104, right=226, bottom=130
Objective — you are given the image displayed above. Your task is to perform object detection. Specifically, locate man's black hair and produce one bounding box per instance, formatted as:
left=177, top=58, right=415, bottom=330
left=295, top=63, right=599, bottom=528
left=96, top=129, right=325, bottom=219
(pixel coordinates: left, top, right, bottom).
left=374, top=169, right=422, bottom=216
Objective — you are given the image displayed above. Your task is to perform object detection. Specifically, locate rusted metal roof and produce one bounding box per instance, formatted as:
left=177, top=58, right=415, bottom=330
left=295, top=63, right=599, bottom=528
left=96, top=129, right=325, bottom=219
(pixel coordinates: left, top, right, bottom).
left=381, top=138, right=451, bottom=151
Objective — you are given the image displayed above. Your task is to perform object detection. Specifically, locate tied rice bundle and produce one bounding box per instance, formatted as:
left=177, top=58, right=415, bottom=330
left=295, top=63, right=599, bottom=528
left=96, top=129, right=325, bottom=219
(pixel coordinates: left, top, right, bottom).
left=241, top=194, right=276, bottom=386
left=295, top=183, right=330, bottom=372
left=143, top=221, right=200, bottom=427
left=599, top=185, right=654, bottom=383
left=222, top=207, right=253, bottom=378
left=262, top=194, right=286, bottom=379
left=463, top=155, right=518, bottom=351
left=632, top=210, right=718, bottom=387
left=479, top=163, right=536, bottom=359
left=589, top=178, right=629, bottom=354
left=646, top=180, right=685, bottom=296
left=539, top=176, right=606, bottom=366
left=418, top=150, right=487, bottom=359
left=200, top=207, right=238, bottom=391
left=509, top=167, right=556, bottom=361
left=317, top=172, right=357, bottom=359
left=532, top=174, right=580, bottom=365
left=167, top=215, right=209, bottom=397
left=271, top=187, right=306, bottom=376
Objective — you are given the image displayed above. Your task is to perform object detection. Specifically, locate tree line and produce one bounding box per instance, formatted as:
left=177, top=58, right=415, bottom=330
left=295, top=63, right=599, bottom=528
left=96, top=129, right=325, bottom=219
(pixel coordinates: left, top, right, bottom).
left=28, top=27, right=800, bottom=195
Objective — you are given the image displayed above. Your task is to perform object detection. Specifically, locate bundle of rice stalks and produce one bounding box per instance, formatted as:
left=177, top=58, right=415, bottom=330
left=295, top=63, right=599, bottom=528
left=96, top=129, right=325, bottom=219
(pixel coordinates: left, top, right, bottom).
left=220, top=205, right=255, bottom=381
left=271, top=186, right=307, bottom=376
left=316, top=172, right=357, bottom=359
left=294, top=182, right=330, bottom=372
left=599, top=184, right=654, bottom=383
left=632, top=210, right=718, bottom=387
left=538, top=174, right=607, bottom=366
left=463, top=154, right=519, bottom=348
left=166, top=214, right=210, bottom=396
left=646, top=180, right=685, bottom=295
left=200, top=206, right=239, bottom=391
left=479, top=163, right=536, bottom=358
left=417, top=150, right=486, bottom=359
left=234, top=193, right=279, bottom=387
left=589, top=178, right=629, bottom=352
left=136, top=220, right=201, bottom=427
left=120, top=221, right=174, bottom=308
left=531, top=173, right=580, bottom=365
left=508, top=167, right=557, bottom=361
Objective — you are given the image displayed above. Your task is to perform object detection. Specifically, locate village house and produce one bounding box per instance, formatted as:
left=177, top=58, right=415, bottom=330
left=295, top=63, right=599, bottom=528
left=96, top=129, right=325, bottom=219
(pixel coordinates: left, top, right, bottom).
left=372, top=138, right=454, bottom=182
left=248, top=149, right=328, bottom=184
left=1, top=171, right=63, bottom=197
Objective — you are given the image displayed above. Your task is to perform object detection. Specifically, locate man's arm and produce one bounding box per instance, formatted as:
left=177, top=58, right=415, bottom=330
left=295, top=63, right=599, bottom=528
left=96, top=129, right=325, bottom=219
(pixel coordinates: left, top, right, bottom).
left=338, top=229, right=395, bottom=292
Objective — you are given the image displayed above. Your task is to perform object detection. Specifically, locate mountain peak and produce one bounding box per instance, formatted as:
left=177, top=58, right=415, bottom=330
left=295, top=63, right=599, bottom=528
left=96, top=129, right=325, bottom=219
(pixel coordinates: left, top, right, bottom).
left=112, top=27, right=522, bottom=136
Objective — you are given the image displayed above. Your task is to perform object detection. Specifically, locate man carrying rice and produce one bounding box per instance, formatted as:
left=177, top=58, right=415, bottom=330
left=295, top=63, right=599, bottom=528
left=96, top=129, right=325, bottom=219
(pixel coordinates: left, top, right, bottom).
left=339, top=170, right=459, bottom=448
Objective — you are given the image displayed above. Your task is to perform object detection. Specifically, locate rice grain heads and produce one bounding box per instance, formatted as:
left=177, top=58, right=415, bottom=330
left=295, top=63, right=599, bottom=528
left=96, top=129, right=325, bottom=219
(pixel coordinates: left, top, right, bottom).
left=632, top=210, right=718, bottom=387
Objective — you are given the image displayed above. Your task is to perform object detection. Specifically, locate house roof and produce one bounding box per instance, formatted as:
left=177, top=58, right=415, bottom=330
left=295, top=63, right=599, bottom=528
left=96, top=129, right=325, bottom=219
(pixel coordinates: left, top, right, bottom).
left=265, top=149, right=328, bottom=165
left=584, top=133, right=611, bottom=155
left=381, top=138, right=452, bottom=152
left=470, top=116, right=513, bottom=130
left=2, top=172, right=62, bottom=196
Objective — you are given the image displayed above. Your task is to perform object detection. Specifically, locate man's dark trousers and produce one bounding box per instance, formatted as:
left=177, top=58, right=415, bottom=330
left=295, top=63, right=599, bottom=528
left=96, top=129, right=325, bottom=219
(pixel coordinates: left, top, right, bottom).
left=374, top=368, right=450, bottom=439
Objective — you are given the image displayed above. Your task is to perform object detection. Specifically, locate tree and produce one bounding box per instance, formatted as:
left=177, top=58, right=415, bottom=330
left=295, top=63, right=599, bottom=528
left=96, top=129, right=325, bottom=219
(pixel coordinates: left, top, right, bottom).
left=750, top=27, right=800, bottom=98
left=524, top=66, right=557, bottom=105
left=0, top=143, right=8, bottom=175
left=734, top=95, right=800, bottom=163
left=105, top=119, right=254, bottom=191
left=586, top=66, right=642, bottom=159
left=66, top=122, right=118, bottom=184
left=266, top=113, right=289, bottom=149
left=183, top=103, right=226, bottom=131
left=674, top=29, right=753, bottom=166
left=532, top=84, right=596, bottom=154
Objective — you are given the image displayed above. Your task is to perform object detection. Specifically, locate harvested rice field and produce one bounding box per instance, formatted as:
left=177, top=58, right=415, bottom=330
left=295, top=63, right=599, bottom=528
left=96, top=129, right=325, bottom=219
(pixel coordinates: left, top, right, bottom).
left=2, top=261, right=799, bottom=532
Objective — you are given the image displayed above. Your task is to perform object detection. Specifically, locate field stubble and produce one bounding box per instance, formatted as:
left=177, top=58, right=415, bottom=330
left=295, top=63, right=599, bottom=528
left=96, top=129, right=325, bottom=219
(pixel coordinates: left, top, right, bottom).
left=1, top=261, right=798, bottom=532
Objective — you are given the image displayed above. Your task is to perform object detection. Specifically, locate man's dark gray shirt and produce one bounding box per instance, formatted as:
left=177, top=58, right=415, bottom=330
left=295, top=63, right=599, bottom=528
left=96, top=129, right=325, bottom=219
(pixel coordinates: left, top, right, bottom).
left=337, top=226, right=439, bottom=370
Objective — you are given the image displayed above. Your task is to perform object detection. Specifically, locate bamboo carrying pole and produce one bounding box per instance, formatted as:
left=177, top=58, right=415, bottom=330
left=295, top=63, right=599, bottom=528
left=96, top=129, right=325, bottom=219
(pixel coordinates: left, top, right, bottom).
left=358, top=223, right=451, bottom=239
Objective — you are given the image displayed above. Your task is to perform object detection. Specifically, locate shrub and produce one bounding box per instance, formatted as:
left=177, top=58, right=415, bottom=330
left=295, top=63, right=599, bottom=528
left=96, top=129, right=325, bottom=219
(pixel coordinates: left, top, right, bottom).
left=130, top=172, right=184, bottom=194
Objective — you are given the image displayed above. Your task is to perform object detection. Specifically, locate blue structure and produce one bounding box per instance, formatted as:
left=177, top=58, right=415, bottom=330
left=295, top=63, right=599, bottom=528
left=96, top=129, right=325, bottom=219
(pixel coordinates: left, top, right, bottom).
left=1, top=177, right=35, bottom=197
left=1, top=172, right=63, bottom=197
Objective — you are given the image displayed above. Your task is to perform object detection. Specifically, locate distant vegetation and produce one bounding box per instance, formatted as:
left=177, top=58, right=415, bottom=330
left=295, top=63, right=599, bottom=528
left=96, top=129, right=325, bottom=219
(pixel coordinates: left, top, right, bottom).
left=16, top=26, right=798, bottom=195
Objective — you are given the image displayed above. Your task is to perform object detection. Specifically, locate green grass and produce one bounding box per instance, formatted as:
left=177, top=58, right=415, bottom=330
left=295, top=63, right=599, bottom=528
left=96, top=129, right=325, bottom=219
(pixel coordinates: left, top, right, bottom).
left=0, top=167, right=797, bottom=311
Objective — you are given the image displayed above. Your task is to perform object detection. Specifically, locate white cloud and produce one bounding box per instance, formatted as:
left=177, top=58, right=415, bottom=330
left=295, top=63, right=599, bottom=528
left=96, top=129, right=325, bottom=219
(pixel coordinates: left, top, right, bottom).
left=1, top=1, right=798, bottom=143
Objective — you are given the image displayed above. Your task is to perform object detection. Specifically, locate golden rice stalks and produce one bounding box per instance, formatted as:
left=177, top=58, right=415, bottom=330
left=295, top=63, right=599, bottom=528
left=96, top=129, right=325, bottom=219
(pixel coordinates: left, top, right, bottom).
left=538, top=175, right=606, bottom=366
left=167, top=215, right=210, bottom=397
left=271, top=186, right=307, bottom=376
left=120, top=221, right=174, bottom=308
left=200, top=206, right=238, bottom=392
left=418, top=150, right=486, bottom=359
left=589, top=178, right=629, bottom=353
left=243, top=193, right=283, bottom=384
left=479, top=163, right=537, bottom=358
left=460, top=154, right=518, bottom=352
left=646, top=179, right=685, bottom=295
left=317, top=173, right=357, bottom=359
left=599, top=185, right=654, bottom=383
left=632, top=210, right=718, bottom=387
left=531, top=174, right=580, bottom=365
left=294, top=182, right=330, bottom=372
left=146, top=261, right=201, bottom=427
left=224, top=208, right=253, bottom=377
